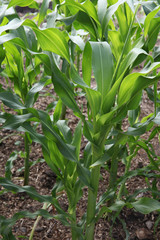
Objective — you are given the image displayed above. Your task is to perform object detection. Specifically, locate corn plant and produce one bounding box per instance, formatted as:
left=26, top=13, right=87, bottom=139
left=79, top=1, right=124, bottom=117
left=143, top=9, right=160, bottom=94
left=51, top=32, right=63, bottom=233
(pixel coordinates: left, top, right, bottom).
left=0, top=0, right=160, bottom=239
left=0, top=1, right=52, bottom=185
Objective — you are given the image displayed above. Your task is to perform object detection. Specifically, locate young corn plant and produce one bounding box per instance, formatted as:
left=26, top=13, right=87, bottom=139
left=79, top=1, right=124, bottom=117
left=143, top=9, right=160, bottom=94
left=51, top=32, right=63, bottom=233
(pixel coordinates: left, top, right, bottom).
left=0, top=0, right=160, bottom=239
left=0, top=1, right=51, bottom=185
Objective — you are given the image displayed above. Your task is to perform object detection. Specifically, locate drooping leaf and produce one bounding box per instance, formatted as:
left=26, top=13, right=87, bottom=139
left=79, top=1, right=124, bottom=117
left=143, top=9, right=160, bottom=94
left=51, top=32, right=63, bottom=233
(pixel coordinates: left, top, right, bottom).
left=71, top=61, right=90, bottom=88
left=0, top=177, right=53, bottom=203
left=132, top=197, right=160, bottom=214
left=50, top=55, right=82, bottom=116
left=56, top=120, right=72, bottom=144
left=25, top=78, right=47, bottom=108
left=65, top=0, right=100, bottom=26
left=33, top=28, right=70, bottom=63
left=0, top=91, right=25, bottom=109
left=5, top=152, right=18, bottom=180
left=74, top=11, right=97, bottom=40
left=8, top=0, right=35, bottom=8
left=69, top=34, right=85, bottom=51
left=118, top=63, right=160, bottom=107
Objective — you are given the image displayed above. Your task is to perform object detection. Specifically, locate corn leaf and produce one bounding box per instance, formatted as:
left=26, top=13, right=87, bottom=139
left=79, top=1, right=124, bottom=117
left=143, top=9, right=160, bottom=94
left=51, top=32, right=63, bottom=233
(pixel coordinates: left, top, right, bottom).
left=132, top=197, right=160, bottom=214
left=90, top=41, right=114, bottom=103
left=38, top=0, right=50, bottom=26
left=86, top=88, right=101, bottom=119
left=102, top=0, right=126, bottom=35
left=8, top=0, right=35, bottom=8
left=82, top=41, right=92, bottom=87
left=0, top=91, right=25, bottom=109
left=65, top=0, right=100, bottom=26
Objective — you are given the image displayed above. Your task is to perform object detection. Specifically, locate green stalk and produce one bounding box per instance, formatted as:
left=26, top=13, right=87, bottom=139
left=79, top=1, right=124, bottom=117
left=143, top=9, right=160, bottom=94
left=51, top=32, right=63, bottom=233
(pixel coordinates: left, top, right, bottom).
left=85, top=144, right=103, bottom=240
left=154, top=82, right=157, bottom=117
left=29, top=203, right=49, bottom=240
left=24, top=133, right=30, bottom=186
left=117, top=148, right=139, bottom=199
left=77, top=51, right=80, bottom=74
left=60, top=103, right=67, bottom=120
left=70, top=210, right=78, bottom=240
left=108, top=145, right=119, bottom=191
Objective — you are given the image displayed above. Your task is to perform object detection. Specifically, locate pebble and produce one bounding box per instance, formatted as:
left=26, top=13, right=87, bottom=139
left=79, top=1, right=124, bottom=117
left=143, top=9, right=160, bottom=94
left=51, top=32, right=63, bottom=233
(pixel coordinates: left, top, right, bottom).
left=136, top=228, right=151, bottom=239
left=19, top=227, right=27, bottom=234
left=35, top=227, right=44, bottom=232
left=145, top=220, right=153, bottom=230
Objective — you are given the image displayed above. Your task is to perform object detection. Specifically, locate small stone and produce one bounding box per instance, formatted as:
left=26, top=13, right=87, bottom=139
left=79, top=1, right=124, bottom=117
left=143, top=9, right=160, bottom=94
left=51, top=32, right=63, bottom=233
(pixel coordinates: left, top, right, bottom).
left=35, top=227, right=44, bottom=232
left=19, top=227, right=27, bottom=234
left=136, top=228, right=151, bottom=239
left=145, top=220, right=153, bottom=230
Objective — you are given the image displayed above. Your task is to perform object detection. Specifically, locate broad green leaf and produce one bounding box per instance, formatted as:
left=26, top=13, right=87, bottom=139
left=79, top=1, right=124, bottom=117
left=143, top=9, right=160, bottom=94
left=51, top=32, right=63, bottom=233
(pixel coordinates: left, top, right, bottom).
left=118, top=63, right=160, bottom=107
left=0, top=210, right=52, bottom=239
left=25, top=78, right=47, bottom=108
left=132, top=197, right=160, bottom=214
left=144, top=6, right=160, bottom=36
left=102, top=74, right=123, bottom=114
left=96, top=110, right=115, bottom=127
left=0, top=177, right=72, bottom=221
left=74, top=11, right=97, bottom=40
left=72, top=120, right=82, bottom=158
left=50, top=56, right=82, bottom=116
left=57, top=13, right=78, bottom=26
left=102, top=0, right=126, bottom=35
left=90, top=41, right=114, bottom=102
left=33, top=28, right=70, bottom=63
left=65, top=0, right=100, bottom=26
left=53, top=98, right=62, bottom=123
left=82, top=41, right=92, bottom=86
left=127, top=92, right=142, bottom=110
left=86, top=88, right=101, bottom=119
left=109, top=31, right=123, bottom=61
left=11, top=121, right=62, bottom=176
left=8, top=0, right=35, bottom=8
left=0, top=91, right=25, bottom=109
left=146, top=17, right=160, bottom=50
left=71, top=62, right=90, bottom=88
left=69, top=34, right=85, bottom=51
left=97, top=0, right=107, bottom=24
left=142, top=2, right=158, bottom=15
left=2, top=114, right=33, bottom=130
left=34, top=110, right=78, bottom=162
left=77, top=162, right=92, bottom=189
left=117, top=48, right=149, bottom=80
left=0, top=18, right=23, bottom=34
left=5, top=152, right=18, bottom=180
left=48, top=141, right=65, bottom=173
left=0, top=177, right=53, bottom=203
left=38, top=0, right=50, bottom=26
left=128, top=107, right=140, bottom=126
left=109, top=200, right=125, bottom=211
left=0, top=18, right=70, bottom=62
left=0, top=45, right=5, bottom=65
left=56, top=120, right=72, bottom=144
